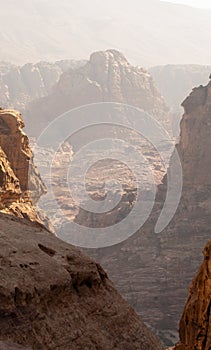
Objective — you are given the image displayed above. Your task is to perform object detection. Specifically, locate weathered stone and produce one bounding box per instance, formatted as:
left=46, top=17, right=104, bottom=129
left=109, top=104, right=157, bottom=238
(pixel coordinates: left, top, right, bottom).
left=0, top=213, right=163, bottom=350
left=0, top=109, right=49, bottom=227
left=0, top=341, right=31, bottom=349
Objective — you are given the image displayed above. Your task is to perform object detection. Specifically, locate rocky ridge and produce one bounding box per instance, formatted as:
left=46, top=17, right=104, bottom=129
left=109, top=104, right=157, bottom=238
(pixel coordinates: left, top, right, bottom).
left=0, top=60, right=86, bottom=111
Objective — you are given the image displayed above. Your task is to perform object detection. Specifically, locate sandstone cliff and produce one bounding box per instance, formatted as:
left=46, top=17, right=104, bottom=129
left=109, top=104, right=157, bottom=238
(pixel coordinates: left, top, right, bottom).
left=25, top=49, right=170, bottom=136
left=0, top=109, right=48, bottom=227
left=0, top=213, right=163, bottom=350
left=175, top=240, right=211, bottom=349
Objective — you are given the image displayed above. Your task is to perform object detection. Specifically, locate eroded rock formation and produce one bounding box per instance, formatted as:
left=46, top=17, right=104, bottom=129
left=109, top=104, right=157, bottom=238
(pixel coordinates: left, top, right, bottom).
left=25, top=49, right=171, bottom=136
left=0, top=109, right=48, bottom=226
left=0, top=213, right=163, bottom=350
left=175, top=240, right=211, bottom=349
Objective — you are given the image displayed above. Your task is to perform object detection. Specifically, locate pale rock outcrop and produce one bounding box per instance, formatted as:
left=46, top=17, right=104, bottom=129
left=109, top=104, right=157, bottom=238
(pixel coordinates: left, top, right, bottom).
left=25, top=49, right=171, bottom=136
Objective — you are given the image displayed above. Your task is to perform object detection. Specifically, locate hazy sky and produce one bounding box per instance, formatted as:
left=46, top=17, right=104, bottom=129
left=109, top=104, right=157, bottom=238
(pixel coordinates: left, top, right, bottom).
left=166, top=0, right=211, bottom=8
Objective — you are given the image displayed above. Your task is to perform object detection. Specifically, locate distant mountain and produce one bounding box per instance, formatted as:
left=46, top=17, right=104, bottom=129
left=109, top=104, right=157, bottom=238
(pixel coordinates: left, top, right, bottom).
left=150, top=64, right=211, bottom=113
left=1, top=0, right=211, bottom=66
left=0, top=60, right=86, bottom=110
left=24, top=49, right=171, bottom=137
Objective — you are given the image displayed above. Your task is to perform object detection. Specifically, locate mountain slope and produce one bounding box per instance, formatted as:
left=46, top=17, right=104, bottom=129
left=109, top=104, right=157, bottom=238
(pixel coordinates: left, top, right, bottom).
left=1, top=0, right=211, bottom=66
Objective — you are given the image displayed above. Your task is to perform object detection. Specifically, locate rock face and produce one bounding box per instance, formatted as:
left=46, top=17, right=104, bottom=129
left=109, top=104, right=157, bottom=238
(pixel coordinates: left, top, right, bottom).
left=0, top=109, right=48, bottom=226
left=179, top=82, right=211, bottom=189
left=0, top=60, right=86, bottom=111
left=25, top=49, right=170, bottom=136
left=175, top=240, right=211, bottom=350
left=0, top=213, right=163, bottom=350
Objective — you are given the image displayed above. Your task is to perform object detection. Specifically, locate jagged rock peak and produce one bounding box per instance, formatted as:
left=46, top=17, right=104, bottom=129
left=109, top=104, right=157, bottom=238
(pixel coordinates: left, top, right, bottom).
left=90, top=49, right=130, bottom=66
